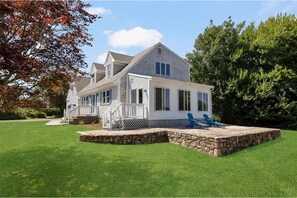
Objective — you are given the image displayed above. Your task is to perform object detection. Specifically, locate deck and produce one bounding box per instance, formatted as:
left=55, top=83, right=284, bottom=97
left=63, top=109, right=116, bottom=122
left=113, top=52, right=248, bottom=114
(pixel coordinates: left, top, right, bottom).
left=77, top=125, right=281, bottom=157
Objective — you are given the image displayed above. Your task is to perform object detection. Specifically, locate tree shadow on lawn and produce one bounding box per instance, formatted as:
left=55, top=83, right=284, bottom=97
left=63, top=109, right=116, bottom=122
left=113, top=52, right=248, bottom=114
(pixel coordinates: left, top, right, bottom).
left=0, top=146, right=179, bottom=197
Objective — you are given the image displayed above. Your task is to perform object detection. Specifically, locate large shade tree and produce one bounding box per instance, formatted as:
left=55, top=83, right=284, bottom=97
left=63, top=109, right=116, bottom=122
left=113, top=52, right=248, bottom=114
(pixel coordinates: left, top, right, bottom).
left=187, top=14, right=297, bottom=129
left=0, top=0, right=98, bottom=112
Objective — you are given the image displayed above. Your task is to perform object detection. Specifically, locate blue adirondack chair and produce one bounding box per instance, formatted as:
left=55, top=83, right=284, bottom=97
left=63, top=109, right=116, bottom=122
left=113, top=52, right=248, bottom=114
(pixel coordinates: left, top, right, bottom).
left=203, top=114, right=226, bottom=128
left=186, top=113, right=209, bottom=129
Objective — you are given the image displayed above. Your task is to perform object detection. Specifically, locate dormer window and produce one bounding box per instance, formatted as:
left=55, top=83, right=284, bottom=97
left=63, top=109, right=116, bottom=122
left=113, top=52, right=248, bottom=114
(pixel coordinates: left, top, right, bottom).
left=90, top=73, right=95, bottom=84
left=107, top=64, right=112, bottom=77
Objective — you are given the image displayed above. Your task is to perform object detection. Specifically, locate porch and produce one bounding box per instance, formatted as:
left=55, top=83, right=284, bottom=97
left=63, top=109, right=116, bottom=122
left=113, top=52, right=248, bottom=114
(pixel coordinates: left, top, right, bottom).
left=66, top=103, right=147, bottom=129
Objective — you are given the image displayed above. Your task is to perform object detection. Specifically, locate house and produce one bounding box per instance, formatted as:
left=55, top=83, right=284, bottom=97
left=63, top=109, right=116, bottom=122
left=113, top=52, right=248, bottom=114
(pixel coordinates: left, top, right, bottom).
left=66, top=42, right=214, bottom=129
left=66, top=76, right=90, bottom=109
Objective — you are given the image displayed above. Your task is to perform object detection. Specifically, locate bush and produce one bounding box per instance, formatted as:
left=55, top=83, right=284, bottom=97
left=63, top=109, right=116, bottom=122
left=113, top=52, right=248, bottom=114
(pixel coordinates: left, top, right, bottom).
left=17, top=108, right=46, bottom=118
left=42, top=108, right=61, bottom=117
left=0, top=112, right=26, bottom=120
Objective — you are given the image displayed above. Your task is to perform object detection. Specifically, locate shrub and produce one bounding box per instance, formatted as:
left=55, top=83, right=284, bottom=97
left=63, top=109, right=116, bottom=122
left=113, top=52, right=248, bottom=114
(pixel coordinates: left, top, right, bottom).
left=42, top=108, right=61, bottom=117
left=0, top=112, right=26, bottom=120
left=17, top=108, right=46, bottom=118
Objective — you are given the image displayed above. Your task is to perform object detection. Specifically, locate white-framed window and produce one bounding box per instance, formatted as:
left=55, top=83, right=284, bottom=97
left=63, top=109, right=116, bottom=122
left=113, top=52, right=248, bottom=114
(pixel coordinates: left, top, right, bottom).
left=155, top=87, right=170, bottom=111
left=198, top=92, right=208, bottom=111
left=90, top=73, right=95, bottom=84
left=179, top=90, right=191, bottom=111
left=130, top=89, right=143, bottom=104
left=155, top=62, right=170, bottom=76
left=102, top=90, right=110, bottom=104
left=107, top=64, right=112, bottom=77
left=96, top=93, right=100, bottom=105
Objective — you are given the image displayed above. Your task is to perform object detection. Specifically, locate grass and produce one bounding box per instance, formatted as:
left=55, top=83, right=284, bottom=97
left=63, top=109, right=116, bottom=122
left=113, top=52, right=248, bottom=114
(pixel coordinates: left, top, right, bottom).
left=0, top=121, right=296, bottom=197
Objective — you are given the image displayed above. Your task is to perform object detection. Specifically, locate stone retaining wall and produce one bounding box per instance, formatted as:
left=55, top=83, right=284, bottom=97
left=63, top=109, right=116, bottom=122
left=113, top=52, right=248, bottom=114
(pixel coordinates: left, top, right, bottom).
left=78, top=129, right=281, bottom=157
left=168, top=130, right=281, bottom=156
left=79, top=131, right=169, bottom=144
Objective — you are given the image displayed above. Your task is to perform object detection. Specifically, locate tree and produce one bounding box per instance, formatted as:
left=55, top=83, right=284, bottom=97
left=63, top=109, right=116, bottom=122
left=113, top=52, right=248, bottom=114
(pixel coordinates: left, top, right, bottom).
left=187, top=14, right=297, bottom=129
left=0, top=0, right=98, bottom=112
left=187, top=17, right=246, bottom=123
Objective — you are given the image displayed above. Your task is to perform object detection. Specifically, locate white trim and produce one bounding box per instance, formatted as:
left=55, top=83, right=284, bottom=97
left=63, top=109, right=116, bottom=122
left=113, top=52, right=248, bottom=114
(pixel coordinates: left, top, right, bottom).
left=79, top=82, right=116, bottom=97
left=151, top=76, right=214, bottom=89
left=127, top=73, right=152, bottom=79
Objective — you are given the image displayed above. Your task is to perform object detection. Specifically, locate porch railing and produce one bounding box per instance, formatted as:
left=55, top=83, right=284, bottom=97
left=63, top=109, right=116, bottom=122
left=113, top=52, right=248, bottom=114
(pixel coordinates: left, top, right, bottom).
left=103, top=103, right=147, bottom=129
left=68, top=106, right=99, bottom=122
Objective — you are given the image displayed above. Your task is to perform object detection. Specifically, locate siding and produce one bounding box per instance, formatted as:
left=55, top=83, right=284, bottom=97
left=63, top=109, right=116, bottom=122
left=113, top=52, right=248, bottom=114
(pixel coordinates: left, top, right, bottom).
left=66, top=86, right=78, bottom=107
left=98, top=86, right=118, bottom=118
left=127, top=74, right=149, bottom=105
left=113, top=64, right=124, bottom=75
left=128, top=45, right=190, bottom=82
left=148, top=80, right=212, bottom=120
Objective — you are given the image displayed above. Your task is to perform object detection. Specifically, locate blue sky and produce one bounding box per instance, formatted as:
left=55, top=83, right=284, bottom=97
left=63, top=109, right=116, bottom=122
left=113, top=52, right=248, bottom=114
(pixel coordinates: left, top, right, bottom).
left=83, top=1, right=297, bottom=71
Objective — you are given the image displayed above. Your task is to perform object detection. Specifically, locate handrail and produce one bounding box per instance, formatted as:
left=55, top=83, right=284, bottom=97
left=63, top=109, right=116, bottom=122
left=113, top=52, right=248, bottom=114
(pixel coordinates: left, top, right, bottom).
left=68, top=106, right=98, bottom=120
left=102, top=103, right=146, bottom=129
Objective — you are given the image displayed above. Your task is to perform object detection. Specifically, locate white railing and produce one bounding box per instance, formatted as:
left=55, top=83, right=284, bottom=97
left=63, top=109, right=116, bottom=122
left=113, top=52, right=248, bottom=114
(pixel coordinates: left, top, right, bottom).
left=102, top=106, right=112, bottom=129
left=102, top=103, right=147, bottom=129
left=122, top=103, right=146, bottom=119
left=68, top=106, right=99, bottom=122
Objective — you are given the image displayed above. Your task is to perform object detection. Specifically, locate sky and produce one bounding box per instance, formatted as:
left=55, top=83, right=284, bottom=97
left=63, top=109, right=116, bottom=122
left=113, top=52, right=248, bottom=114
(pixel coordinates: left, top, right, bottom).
left=82, top=0, right=297, bottom=71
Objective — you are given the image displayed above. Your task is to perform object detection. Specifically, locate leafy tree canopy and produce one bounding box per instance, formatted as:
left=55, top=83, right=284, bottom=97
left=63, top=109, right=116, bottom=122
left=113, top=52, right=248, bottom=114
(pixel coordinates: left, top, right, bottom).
left=0, top=0, right=98, bottom=112
left=187, top=14, right=297, bottom=129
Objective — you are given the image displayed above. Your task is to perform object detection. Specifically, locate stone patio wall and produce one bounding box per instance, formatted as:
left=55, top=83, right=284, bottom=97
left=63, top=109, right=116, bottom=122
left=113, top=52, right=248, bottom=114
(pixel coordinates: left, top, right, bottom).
left=78, top=129, right=281, bottom=157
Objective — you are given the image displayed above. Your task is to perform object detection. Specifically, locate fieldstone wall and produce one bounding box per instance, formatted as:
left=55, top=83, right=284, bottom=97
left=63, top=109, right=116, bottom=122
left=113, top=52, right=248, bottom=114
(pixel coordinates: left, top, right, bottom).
left=168, top=132, right=220, bottom=156
left=168, top=130, right=281, bottom=156
left=217, top=130, right=281, bottom=156
left=79, top=131, right=168, bottom=144
left=78, top=129, right=281, bottom=157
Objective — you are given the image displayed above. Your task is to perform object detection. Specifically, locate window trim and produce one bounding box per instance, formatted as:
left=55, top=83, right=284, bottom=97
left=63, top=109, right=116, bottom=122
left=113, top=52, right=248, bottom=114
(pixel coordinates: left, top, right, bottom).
left=198, top=92, right=208, bottom=112
left=179, top=90, right=191, bottom=111
left=130, top=88, right=143, bottom=104
left=101, top=90, right=110, bottom=105
left=107, top=64, right=112, bottom=77
left=155, top=87, right=170, bottom=111
left=155, top=62, right=170, bottom=76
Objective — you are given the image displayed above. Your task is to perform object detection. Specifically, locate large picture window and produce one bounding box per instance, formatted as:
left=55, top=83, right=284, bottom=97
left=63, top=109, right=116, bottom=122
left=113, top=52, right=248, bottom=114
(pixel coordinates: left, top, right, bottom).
left=155, top=88, right=170, bottom=111
left=179, top=90, right=191, bottom=111
left=198, top=92, right=208, bottom=111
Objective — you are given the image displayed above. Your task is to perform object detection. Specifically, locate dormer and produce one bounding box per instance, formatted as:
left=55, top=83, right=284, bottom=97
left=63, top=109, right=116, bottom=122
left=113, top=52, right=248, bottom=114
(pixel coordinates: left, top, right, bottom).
left=104, top=51, right=133, bottom=78
left=90, top=63, right=105, bottom=84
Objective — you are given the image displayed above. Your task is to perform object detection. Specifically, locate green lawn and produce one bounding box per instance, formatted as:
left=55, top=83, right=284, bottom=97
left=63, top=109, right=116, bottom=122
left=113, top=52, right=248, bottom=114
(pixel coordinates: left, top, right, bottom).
left=0, top=122, right=296, bottom=197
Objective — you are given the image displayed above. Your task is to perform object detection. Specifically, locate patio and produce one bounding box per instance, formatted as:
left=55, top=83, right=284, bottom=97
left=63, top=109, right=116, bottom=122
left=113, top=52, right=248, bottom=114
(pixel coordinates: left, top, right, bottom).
left=77, top=125, right=281, bottom=157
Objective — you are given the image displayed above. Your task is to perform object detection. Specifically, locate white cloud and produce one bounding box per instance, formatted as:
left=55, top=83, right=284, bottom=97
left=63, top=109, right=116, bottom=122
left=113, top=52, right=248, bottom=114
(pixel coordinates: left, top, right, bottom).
left=86, top=7, right=112, bottom=15
left=105, top=27, right=163, bottom=48
left=95, top=50, right=127, bottom=63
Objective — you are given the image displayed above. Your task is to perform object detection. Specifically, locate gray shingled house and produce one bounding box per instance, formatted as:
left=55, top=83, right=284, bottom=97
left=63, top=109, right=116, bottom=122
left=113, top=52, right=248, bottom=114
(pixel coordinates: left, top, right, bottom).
left=66, top=42, right=214, bottom=129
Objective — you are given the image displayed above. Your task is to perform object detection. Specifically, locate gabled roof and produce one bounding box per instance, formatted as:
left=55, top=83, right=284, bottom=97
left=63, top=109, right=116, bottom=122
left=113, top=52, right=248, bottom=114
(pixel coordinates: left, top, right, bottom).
left=93, top=63, right=104, bottom=71
left=79, top=43, right=158, bottom=95
left=74, top=77, right=90, bottom=92
left=109, top=51, right=133, bottom=63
